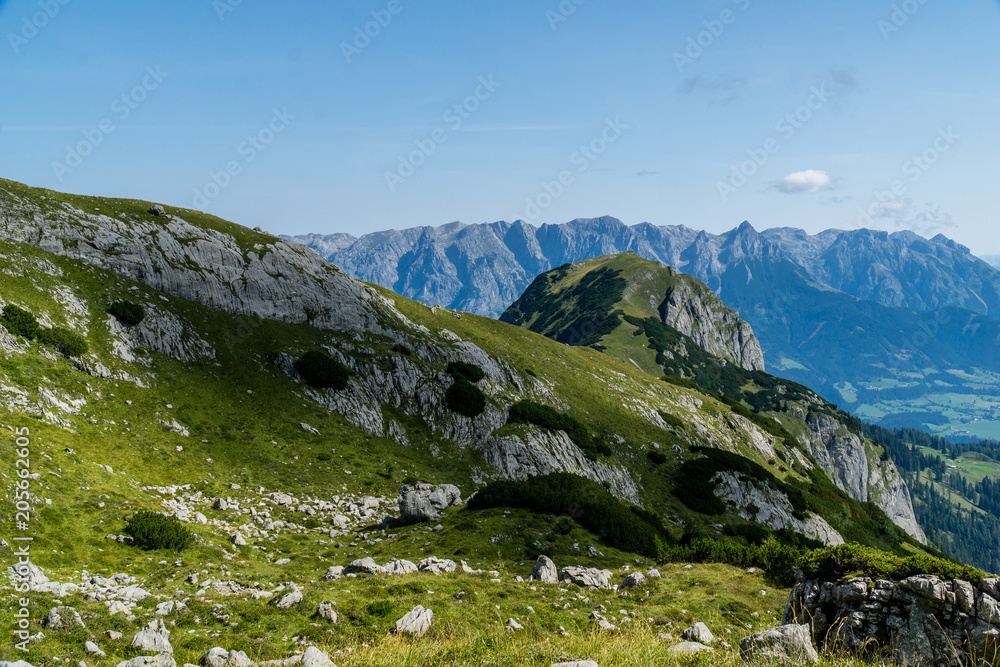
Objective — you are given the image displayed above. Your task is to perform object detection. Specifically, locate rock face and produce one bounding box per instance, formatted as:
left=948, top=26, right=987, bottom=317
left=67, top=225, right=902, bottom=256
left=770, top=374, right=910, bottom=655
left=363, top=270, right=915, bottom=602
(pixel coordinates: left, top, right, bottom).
left=398, top=483, right=463, bottom=524
left=0, top=190, right=392, bottom=335
left=713, top=472, right=844, bottom=546
left=785, top=575, right=1000, bottom=666
left=659, top=274, right=765, bottom=371
left=799, top=411, right=926, bottom=544
left=739, top=624, right=818, bottom=664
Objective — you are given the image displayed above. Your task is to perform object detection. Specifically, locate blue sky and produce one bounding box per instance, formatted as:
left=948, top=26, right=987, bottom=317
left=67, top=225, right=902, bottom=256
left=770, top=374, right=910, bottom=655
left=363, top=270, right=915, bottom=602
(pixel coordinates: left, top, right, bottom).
left=2, top=0, right=999, bottom=254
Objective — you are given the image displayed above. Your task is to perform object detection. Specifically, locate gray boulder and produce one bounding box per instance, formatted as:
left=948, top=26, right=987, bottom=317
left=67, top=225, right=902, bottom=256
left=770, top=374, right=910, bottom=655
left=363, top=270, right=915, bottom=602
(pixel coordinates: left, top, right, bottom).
left=529, top=556, right=559, bottom=584
left=0, top=661, right=37, bottom=667
left=418, top=557, right=457, bottom=575
left=558, top=566, right=613, bottom=590
left=740, top=625, right=819, bottom=664
left=148, top=205, right=166, bottom=216
left=620, top=572, right=646, bottom=590
left=682, top=622, right=715, bottom=645
left=202, top=648, right=254, bottom=667
left=85, top=641, right=106, bottom=657
left=275, top=590, right=303, bottom=609
left=396, top=605, right=434, bottom=637
left=398, top=483, right=462, bottom=524
left=115, top=657, right=176, bottom=667
left=44, top=606, right=85, bottom=631
left=552, top=662, right=598, bottom=667
left=667, top=642, right=713, bottom=656
left=344, top=557, right=384, bottom=576
left=131, top=619, right=173, bottom=654
left=316, top=602, right=338, bottom=623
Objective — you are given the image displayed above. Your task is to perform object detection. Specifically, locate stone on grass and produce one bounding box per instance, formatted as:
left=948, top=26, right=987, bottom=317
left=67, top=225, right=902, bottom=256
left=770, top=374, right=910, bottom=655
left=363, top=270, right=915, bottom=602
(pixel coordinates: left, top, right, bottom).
left=529, top=556, right=559, bottom=584
left=45, top=606, right=85, bottom=631
left=148, top=205, right=166, bottom=216
left=85, top=641, right=106, bottom=656
left=115, top=657, right=177, bottom=667
left=559, top=566, right=613, bottom=590
left=552, top=662, right=597, bottom=667
left=396, top=605, right=434, bottom=637
left=131, top=619, right=173, bottom=654
left=202, top=647, right=254, bottom=667
left=230, top=532, right=247, bottom=547
left=344, top=557, right=383, bottom=576
left=417, top=557, right=457, bottom=575
left=0, top=661, right=37, bottom=667
left=275, top=590, right=303, bottom=609
left=316, top=603, right=338, bottom=623
left=383, top=559, right=418, bottom=576
left=507, top=618, right=524, bottom=631
left=620, top=572, right=646, bottom=590
left=596, top=619, right=618, bottom=632
left=398, top=483, right=462, bottom=524
left=739, top=624, right=819, bottom=664
left=682, top=622, right=715, bottom=644
left=321, top=566, right=344, bottom=581
left=667, top=642, right=714, bottom=656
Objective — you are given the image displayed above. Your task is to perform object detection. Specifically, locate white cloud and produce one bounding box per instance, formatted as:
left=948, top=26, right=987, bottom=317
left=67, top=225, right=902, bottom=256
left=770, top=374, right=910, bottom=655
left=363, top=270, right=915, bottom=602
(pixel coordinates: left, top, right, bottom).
left=774, top=170, right=835, bottom=194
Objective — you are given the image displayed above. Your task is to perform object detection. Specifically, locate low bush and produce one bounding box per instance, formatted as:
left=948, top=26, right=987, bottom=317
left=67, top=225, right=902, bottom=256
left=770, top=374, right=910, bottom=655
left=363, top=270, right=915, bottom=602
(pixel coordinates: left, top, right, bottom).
left=295, top=350, right=351, bottom=390
left=1, top=305, right=40, bottom=339
left=446, top=377, right=486, bottom=417
left=647, top=450, right=667, bottom=465
left=391, top=343, right=413, bottom=356
left=108, top=300, right=146, bottom=326
left=800, top=543, right=987, bottom=583
left=508, top=400, right=610, bottom=459
left=661, top=536, right=806, bottom=586
left=123, top=511, right=194, bottom=552
left=468, top=472, right=672, bottom=559
left=447, top=361, right=486, bottom=383
left=38, top=326, right=88, bottom=357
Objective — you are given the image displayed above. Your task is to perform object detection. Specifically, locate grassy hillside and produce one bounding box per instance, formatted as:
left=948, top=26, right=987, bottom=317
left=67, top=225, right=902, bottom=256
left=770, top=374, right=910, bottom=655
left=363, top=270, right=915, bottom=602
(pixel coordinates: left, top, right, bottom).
left=0, top=180, right=955, bottom=664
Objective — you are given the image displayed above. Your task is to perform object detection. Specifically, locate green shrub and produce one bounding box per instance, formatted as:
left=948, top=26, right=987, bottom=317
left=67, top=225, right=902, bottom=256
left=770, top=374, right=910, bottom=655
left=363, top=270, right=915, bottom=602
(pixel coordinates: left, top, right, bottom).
left=108, top=300, right=146, bottom=326
left=123, top=511, right=194, bottom=552
left=800, top=543, right=987, bottom=583
left=295, top=350, right=351, bottom=390
left=38, top=326, right=88, bottom=357
left=1, top=305, right=40, bottom=339
left=647, top=450, right=667, bottom=465
left=391, top=343, right=413, bottom=356
left=447, top=361, right=486, bottom=383
left=661, top=536, right=805, bottom=586
left=508, top=401, right=610, bottom=459
left=468, top=472, right=672, bottom=559
left=446, top=378, right=486, bottom=417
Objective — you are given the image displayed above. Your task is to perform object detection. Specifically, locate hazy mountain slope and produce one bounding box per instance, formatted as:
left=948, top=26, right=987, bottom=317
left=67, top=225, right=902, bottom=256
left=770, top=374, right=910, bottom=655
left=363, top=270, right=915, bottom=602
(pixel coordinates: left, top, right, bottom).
left=288, top=218, right=1000, bottom=439
left=500, top=253, right=926, bottom=544
left=0, top=178, right=934, bottom=567
left=983, top=254, right=1000, bottom=270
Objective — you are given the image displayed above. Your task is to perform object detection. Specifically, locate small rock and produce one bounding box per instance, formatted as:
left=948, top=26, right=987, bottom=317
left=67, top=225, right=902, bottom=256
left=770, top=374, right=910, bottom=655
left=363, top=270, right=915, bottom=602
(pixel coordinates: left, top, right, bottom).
left=683, top=622, right=715, bottom=644
left=315, top=603, right=338, bottom=623
left=507, top=618, right=524, bottom=631
left=552, top=662, right=598, bottom=667
left=131, top=619, right=173, bottom=654
left=275, top=590, right=303, bottom=609
left=667, top=642, right=713, bottom=656
left=148, top=205, right=166, bottom=216
left=85, top=641, right=106, bottom=656
left=620, top=572, right=646, bottom=590
left=396, top=605, right=434, bottom=637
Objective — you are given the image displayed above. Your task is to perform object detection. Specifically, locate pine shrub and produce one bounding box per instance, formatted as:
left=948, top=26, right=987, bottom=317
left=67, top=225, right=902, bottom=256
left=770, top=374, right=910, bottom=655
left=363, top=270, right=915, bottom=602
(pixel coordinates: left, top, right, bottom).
left=123, top=511, right=194, bottom=552
left=1, top=305, right=40, bottom=339
left=295, top=350, right=351, bottom=390
left=38, top=326, right=88, bottom=357
left=108, top=300, right=146, bottom=326
left=446, top=377, right=486, bottom=417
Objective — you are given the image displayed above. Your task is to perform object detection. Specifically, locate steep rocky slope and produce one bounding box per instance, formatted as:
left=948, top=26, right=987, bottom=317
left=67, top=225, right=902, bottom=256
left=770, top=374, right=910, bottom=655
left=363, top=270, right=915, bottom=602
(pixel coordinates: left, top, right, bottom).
left=500, top=254, right=925, bottom=544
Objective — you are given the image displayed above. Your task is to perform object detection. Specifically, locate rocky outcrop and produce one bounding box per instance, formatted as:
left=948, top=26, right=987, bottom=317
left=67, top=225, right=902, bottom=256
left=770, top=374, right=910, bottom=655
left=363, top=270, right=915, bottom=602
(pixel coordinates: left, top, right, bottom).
left=800, top=412, right=926, bottom=544
left=529, top=556, right=559, bottom=584
left=785, top=575, right=1000, bottom=666
left=396, top=605, right=434, bottom=638
left=0, top=190, right=393, bottom=335
left=481, top=428, right=640, bottom=504
left=659, top=274, right=765, bottom=372
left=713, top=472, right=844, bottom=546
left=398, top=483, right=463, bottom=525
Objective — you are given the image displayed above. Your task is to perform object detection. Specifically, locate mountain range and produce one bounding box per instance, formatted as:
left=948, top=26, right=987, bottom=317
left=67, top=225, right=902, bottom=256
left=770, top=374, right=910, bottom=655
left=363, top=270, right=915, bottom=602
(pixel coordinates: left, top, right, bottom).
left=287, top=219, right=1000, bottom=440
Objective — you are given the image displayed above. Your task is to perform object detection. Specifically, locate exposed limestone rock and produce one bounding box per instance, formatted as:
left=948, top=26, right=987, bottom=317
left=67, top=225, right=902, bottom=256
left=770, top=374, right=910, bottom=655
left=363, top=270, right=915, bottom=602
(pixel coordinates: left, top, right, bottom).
left=739, top=624, right=818, bottom=664
left=559, top=566, right=613, bottom=590
left=659, top=273, right=766, bottom=372
left=131, top=619, right=173, bottom=654
left=529, top=556, right=559, bottom=584
left=713, top=472, right=844, bottom=546
left=398, top=483, right=462, bottom=525
left=786, top=575, right=1000, bottom=666
left=396, top=605, right=434, bottom=637
left=682, top=622, right=715, bottom=644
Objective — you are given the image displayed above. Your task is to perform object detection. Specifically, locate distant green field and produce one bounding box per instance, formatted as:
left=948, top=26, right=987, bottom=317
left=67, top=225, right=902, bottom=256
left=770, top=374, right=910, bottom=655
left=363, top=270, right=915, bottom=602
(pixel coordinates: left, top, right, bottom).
left=918, top=447, right=1000, bottom=486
